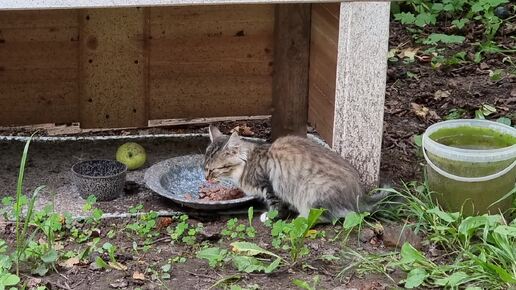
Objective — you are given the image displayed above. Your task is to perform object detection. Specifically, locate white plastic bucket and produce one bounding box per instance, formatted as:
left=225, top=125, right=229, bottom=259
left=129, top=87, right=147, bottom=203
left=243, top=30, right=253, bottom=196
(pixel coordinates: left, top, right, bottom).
left=422, top=119, right=516, bottom=215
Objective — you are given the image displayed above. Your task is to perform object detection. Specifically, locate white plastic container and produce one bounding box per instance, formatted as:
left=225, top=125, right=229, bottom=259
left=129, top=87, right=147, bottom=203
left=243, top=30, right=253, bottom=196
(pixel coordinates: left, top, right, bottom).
left=422, top=119, right=516, bottom=215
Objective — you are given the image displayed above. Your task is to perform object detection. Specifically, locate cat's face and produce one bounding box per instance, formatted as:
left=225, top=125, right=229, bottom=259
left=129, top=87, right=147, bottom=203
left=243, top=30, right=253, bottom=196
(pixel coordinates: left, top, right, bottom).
left=203, top=126, right=245, bottom=183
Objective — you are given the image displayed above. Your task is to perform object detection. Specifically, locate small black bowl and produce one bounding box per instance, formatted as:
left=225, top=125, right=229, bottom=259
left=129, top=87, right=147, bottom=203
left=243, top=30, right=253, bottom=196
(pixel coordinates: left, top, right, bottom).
left=71, top=159, right=127, bottom=201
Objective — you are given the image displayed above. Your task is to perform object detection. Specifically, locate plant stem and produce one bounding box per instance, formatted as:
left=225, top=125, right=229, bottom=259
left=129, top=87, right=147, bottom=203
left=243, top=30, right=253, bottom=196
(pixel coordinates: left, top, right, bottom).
left=14, top=134, right=35, bottom=275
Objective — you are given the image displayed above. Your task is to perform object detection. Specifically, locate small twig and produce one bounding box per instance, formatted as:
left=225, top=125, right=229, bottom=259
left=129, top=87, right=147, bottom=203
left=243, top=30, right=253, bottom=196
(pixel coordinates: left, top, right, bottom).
left=52, top=282, right=72, bottom=290
left=70, top=277, right=86, bottom=289
left=57, top=272, right=69, bottom=281
left=146, top=237, right=171, bottom=245
left=184, top=270, right=219, bottom=280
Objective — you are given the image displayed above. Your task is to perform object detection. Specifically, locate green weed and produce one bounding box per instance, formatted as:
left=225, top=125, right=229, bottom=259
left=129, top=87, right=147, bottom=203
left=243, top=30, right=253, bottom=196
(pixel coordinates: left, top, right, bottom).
left=393, top=0, right=514, bottom=63
left=342, top=181, right=516, bottom=289
left=293, top=275, right=321, bottom=290
left=168, top=214, right=203, bottom=246
left=221, top=207, right=256, bottom=240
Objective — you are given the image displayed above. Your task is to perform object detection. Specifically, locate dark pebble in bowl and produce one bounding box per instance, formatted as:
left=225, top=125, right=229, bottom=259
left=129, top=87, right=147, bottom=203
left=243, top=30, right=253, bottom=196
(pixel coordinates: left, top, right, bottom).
left=71, top=159, right=127, bottom=201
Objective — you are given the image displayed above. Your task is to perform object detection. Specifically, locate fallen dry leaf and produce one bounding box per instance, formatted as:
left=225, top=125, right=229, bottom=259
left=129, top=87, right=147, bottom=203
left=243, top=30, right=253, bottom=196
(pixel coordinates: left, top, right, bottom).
left=429, top=110, right=441, bottom=120
left=399, top=47, right=419, bottom=60
left=240, top=125, right=255, bottom=137
left=382, top=225, right=423, bottom=250
left=416, top=55, right=432, bottom=62
left=434, top=89, right=450, bottom=100
left=27, top=277, right=43, bottom=288
left=109, top=261, right=128, bottom=271
left=157, top=217, right=173, bottom=230
left=479, top=62, right=490, bottom=70
left=231, top=124, right=255, bottom=137
left=359, top=228, right=375, bottom=243
left=411, top=103, right=429, bottom=119
left=54, top=241, right=65, bottom=251
left=59, top=257, right=80, bottom=269
left=132, top=271, right=145, bottom=281
left=387, top=48, right=399, bottom=58
left=372, top=223, right=384, bottom=236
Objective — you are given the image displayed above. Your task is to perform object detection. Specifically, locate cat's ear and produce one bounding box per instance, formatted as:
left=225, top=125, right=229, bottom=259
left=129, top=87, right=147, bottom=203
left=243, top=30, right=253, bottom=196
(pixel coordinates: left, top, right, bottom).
left=226, top=131, right=241, bottom=148
left=208, top=125, right=223, bottom=142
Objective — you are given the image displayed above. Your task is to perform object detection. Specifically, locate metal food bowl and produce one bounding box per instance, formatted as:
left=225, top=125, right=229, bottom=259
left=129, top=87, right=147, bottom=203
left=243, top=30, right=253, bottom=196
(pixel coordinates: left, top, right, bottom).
left=145, top=154, right=256, bottom=210
left=71, top=159, right=127, bottom=201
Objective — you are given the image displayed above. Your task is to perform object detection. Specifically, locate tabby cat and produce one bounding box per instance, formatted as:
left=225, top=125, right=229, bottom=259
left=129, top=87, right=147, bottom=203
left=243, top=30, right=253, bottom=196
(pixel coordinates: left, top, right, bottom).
left=203, top=125, right=387, bottom=223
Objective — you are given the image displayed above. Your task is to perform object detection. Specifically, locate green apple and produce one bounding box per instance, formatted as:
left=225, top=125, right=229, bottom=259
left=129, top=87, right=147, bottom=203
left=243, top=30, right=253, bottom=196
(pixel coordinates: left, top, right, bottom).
left=116, top=142, right=147, bottom=170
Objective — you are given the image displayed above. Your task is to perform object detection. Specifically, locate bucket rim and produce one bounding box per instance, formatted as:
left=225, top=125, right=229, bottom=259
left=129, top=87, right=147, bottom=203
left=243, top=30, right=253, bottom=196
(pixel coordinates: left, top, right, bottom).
left=422, top=119, right=516, bottom=162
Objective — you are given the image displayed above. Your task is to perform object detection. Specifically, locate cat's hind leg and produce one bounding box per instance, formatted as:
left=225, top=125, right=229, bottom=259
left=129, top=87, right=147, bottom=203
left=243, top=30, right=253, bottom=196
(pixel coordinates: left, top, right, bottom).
left=260, top=192, right=296, bottom=222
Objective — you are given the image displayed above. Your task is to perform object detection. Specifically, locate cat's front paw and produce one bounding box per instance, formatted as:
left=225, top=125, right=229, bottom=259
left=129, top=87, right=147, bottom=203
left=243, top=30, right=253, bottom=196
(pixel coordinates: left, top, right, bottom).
left=259, top=212, right=269, bottom=223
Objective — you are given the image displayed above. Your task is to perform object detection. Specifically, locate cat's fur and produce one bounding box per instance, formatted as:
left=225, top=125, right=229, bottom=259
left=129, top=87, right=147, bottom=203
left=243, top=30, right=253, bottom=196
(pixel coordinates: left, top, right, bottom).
left=204, top=125, right=387, bottom=222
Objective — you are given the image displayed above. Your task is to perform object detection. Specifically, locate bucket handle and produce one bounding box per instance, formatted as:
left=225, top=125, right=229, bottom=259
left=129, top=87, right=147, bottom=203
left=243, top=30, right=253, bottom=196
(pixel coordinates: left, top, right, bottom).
left=422, top=139, right=516, bottom=183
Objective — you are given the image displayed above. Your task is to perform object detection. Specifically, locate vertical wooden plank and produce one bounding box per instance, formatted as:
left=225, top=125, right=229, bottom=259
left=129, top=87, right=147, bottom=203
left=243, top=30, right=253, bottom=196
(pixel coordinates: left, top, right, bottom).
left=271, top=4, right=311, bottom=140
left=308, top=3, right=339, bottom=145
left=79, top=8, right=147, bottom=128
left=332, top=2, right=390, bottom=189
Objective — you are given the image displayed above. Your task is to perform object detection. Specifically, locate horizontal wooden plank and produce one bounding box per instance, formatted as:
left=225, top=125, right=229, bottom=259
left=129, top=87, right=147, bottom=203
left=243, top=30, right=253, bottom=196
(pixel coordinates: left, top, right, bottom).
left=0, top=41, right=78, bottom=68
left=151, top=35, right=273, bottom=63
left=0, top=10, right=78, bottom=28
left=0, top=82, right=79, bottom=125
left=0, top=68, right=78, bottom=83
left=151, top=20, right=272, bottom=40
left=151, top=7, right=272, bottom=40
left=150, top=5, right=273, bottom=22
left=151, top=61, right=272, bottom=78
left=0, top=26, right=79, bottom=42
left=149, top=75, right=272, bottom=119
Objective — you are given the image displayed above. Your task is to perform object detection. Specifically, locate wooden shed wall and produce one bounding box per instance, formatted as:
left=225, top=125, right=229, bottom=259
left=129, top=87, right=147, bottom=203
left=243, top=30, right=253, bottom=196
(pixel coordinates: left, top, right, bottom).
left=308, top=3, right=339, bottom=144
left=148, top=6, right=274, bottom=120
left=0, top=10, right=80, bottom=126
left=0, top=6, right=274, bottom=128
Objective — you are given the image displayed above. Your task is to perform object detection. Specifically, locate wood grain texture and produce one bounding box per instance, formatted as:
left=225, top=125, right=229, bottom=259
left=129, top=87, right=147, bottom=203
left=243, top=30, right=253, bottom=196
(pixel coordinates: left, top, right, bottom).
left=332, top=2, right=390, bottom=189
left=270, top=4, right=311, bottom=140
left=0, top=9, right=79, bottom=126
left=308, top=3, right=339, bottom=145
left=79, top=8, right=148, bottom=128
left=148, top=5, right=274, bottom=120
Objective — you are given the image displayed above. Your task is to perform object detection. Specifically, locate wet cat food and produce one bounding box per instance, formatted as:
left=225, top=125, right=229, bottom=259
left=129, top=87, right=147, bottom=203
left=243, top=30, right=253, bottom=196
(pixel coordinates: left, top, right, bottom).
left=198, top=183, right=245, bottom=201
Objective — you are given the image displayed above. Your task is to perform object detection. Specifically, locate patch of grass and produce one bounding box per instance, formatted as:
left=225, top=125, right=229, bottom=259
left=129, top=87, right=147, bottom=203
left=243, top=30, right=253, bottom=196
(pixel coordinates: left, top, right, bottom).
left=342, top=181, right=516, bottom=289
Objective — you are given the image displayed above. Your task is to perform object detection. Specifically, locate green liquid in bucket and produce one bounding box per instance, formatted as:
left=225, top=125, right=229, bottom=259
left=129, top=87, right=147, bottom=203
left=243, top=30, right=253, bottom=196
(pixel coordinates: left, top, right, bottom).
left=427, top=126, right=516, bottom=216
